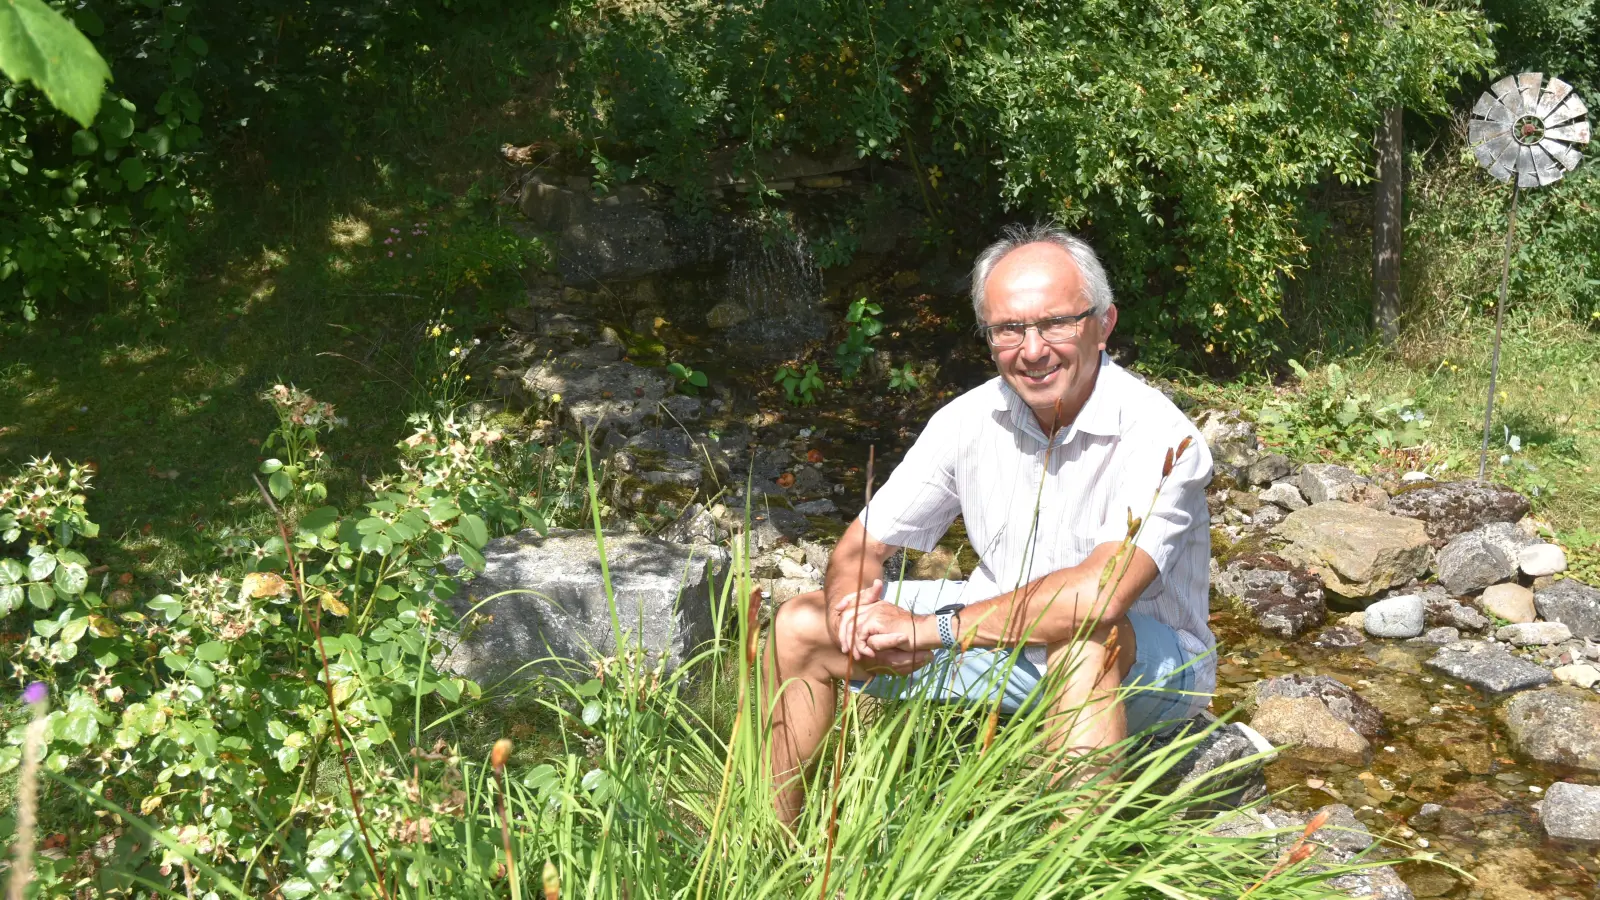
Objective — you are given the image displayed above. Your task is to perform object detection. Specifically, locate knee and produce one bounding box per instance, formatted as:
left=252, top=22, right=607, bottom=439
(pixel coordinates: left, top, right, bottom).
left=769, top=591, right=838, bottom=676
left=1046, top=616, right=1135, bottom=683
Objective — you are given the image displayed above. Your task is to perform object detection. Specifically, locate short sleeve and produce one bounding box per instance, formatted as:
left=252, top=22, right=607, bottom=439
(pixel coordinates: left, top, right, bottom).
left=857, top=407, right=962, bottom=552
left=1095, top=422, right=1212, bottom=574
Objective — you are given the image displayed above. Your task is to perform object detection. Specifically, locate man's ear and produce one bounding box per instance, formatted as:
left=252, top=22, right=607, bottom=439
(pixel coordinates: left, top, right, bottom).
left=1097, top=304, right=1118, bottom=350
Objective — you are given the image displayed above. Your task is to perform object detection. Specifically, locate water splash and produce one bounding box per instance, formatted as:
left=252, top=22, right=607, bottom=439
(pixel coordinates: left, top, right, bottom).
left=723, top=220, right=828, bottom=348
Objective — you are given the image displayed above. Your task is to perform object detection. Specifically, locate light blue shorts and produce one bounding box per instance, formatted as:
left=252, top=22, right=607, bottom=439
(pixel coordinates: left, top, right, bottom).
left=849, top=580, right=1209, bottom=734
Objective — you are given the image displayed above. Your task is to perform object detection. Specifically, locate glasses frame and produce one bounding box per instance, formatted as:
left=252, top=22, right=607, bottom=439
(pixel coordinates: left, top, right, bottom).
left=979, top=310, right=1098, bottom=348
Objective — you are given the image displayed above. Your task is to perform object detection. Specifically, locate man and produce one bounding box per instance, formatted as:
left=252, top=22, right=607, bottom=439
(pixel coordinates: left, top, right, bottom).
left=763, top=224, right=1216, bottom=823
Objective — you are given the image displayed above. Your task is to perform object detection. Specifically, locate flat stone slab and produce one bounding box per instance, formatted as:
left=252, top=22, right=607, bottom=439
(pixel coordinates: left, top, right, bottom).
left=1274, top=502, right=1432, bottom=598
left=1535, top=578, right=1600, bottom=639
left=1386, top=480, right=1531, bottom=547
left=1504, top=688, right=1600, bottom=772
left=1425, top=641, right=1552, bottom=693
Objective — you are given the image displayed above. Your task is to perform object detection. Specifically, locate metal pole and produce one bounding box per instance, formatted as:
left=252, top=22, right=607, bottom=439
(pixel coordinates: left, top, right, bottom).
left=1478, top=182, right=1522, bottom=481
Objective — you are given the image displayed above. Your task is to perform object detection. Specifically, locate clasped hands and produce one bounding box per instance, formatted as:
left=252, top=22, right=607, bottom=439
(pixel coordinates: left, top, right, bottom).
left=829, top=579, right=937, bottom=676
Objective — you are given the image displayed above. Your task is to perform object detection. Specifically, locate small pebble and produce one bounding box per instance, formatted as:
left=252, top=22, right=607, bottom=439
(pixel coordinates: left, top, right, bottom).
left=1529, top=785, right=1543, bottom=794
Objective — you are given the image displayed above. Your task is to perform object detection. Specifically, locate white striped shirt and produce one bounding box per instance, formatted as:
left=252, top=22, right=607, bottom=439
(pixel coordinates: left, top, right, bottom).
left=860, top=353, right=1216, bottom=694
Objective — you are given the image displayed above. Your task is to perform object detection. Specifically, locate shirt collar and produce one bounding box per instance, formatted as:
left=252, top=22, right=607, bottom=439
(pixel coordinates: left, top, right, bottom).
left=1001, top=351, right=1122, bottom=444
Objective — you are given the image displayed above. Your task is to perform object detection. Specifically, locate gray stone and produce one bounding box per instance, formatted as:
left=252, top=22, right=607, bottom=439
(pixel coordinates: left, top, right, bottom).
left=1425, top=641, right=1553, bottom=693
left=1363, top=594, right=1425, bottom=638
left=1408, top=626, right=1461, bottom=645
left=438, top=529, right=728, bottom=687
left=767, top=577, right=822, bottom=603
left=523, top=346, right=672, bottom=438
left=1535, top=579, right=1600, bottom=639
left=1480, top=583, right=1536, bottom=624
left=1213, top=554, right=1327, bottom=639
left=638, top=458, right=703, bottom=487
left=1258, top=481, right=1307, bottom=511
left=1299, top=463, right=1387, bottom=507
left=1386, top=480, right=1532, bottom=547
left=1496, top=621, right=1572, bottom=646
left=1244, top=453, right=1293, bottom=487
left=1423, top=590, right=1491, bottom=631
left=743, top=507, right=810, bottom=551
left=1254, top=674, right=1384, bottom=739
left=1503, top=688, right=1600, bottom=771
left=1274, top=502, right=1432, bottom=598
left=1195, top=409, right=1257, bottom=468
left=1436, top=525, right=1526, bottom=595
left=705, top=301, right=751, bottom=330
left=1540, top=782, right=1600, bottom=843
left=1211, top=806, right=1412, bottom=900
left=1310, top=625, right=1366, bottom=649
left=1143, top=717, right=1275, bottom=814
left=1250, top=504, right=1286, bottom=528
left=791, top=498, right=837, bottom=516
left=1518, top=543, right=1568, bottom=577
left=1553, top=663, right=1600, bottom=688
left=661, top=503, right=724, bottom=545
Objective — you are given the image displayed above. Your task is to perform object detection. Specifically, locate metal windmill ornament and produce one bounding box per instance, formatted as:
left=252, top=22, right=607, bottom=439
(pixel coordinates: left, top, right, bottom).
left=1466, top=73, right=1589, bottom=479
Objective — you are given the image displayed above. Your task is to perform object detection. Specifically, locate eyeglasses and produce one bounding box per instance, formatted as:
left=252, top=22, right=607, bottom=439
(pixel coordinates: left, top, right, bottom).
left=980, top=311, right=1097, bottom=348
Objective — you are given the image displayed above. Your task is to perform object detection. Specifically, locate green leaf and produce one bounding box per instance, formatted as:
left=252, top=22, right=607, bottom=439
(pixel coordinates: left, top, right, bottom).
left=27, top=582, right=55, bottom=610
left=0, top=0, right=112, bottom=127
left=281, top=879, right=314, bottom=899
left=194, top=641, right=227, bottom=662
left=298, top=506, right=339, bottom=533
left=0, top=559, right=23, bottom=584
left=60, top=709, right=99, bottom=745
left=360, top=531, right=394, bottom=556
left=70, top=128, right=97, bottom=155
left=275, top=745, right=300, bottom=773
left=259, top=458, right=284, bottom=474
left=456, top=542, right=485, bottom=573
left=0, top=584, right=22, bottom=615
left=454, top=513, right=488, bottom=549
left=28, top=552, right=57, bottom=581
left=117, top=156, right=148, bottom=191
left=53, top=561, right=87, bottom=596
left=268, top=471, right=293, bottom=500
left=147, top=593, right=183, bottom=622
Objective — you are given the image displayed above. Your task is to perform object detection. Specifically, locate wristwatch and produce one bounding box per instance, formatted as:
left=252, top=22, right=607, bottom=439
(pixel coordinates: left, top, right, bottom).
left=934, top=603, right=966, bottom=650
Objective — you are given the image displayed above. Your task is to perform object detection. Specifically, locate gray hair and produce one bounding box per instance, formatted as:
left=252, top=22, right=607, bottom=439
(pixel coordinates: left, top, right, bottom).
left=969, top=224, right=1114, bottom=324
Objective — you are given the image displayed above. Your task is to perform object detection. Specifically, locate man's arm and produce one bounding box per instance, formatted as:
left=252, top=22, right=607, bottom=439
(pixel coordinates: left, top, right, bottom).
left=822, top=517, right=898, bottom=639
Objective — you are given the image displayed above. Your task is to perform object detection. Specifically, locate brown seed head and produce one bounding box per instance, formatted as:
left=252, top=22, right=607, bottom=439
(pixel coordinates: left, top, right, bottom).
left=1287, top=843, right=1315, bottom=865
left=1162, top=447, right=1174, bottom=478
left=1175, top=435, right=1193, bottom=460
left=491, top=738, right=512, bottom=771
left=543, top=860, right=561, bottom=900
left=1302, top=808, right=1331, bottom=837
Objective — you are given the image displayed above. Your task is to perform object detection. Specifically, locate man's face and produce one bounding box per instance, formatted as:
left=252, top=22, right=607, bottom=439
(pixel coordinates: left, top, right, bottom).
left=980, top=242, right=1115, bottom=432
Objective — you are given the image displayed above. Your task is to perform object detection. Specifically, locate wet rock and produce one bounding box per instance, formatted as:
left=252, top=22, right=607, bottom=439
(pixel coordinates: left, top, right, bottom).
left=705, top=300, right=751, bottom=329
left=1539, top=782, right=1600, bottom=843
left=1496, top=621, right=1572, bottom=646
left=1425, top=641, right=1553, bottom=693
left=1385, top=480, right=1532, bottom=547
left=1142, top=717, right=1275, bottom=813
left=1244, top=453, right=1293, bottom=487
left=1534, top=579, right=1600, bottom=639
left=1518, top=543, right=1567, bottom=577
left=1258, top=480, right=1307, bottom=511
left=743, top=508, right=810, bottom=552
left=789, top=466, right=830, bottom=496
left=1408, top=626, right=1460, bottom=645
left=1310, top=625, right=1366, bottom=649
left=1213, top=554, right=1327, bottom=639
left=1423, top=590, right=1491, bottom=632
left=1436, top=524, right=1529, bottom=595
left=1299, top=463, right=1388, bottom=508
left=1364, top=594, right=1425, bottom=638
left=438, top=529, right=728, bottom=686
left=1480, top=583, right=1536, bottom=624
left=1239, top=806, right=1413, bottom=900
left=524, top=346, right=672, bottom=438
left=1253, top=674, right=1382, bottom=739
left=791, top=498, right=837, bottom=516
left=1552, top=663, right=1600, bottom=688
left=1196, top=409, right=1257, bottom=468
left=557, top=206, right=696, bottom=284
left=1249, top=696, right=1371, bottom=765
left=1274, top=502, right=1432, bottom=599
left=1503, top=687, right=1600, bottom=771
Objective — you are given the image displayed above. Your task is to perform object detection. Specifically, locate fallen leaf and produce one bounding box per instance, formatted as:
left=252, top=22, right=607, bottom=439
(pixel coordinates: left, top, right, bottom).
left=806, top=449, right=824, bottom=463
left=321, top=592, right=350, bottom=617
left=241, top=572, right=287, bottom=599
left=776, top=472, right=796, bottom=488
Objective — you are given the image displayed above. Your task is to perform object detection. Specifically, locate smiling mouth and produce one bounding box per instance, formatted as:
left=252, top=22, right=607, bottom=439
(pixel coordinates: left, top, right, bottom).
left=1019, top=365, right=1061, bottom=384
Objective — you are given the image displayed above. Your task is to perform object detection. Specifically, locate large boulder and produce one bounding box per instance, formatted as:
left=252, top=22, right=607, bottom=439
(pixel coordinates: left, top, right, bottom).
left=1385, top=480, right=1531, bottom=547
left=1503, top=688, right=1600, bottom=772
left=523, top=345, right=688, bottom=440
left=1248, top=675, right=1382, bottom=765
left=1298, top=463, right=1387, bottom=507
left=1273, top=502, right=1432, bottom=598
left=1212, top=554, right=1326, bottom=639
left=1534, top=578, right=1600, bottom=639
left=1540, top=782, right=1600, bottom=843
left=1425, top=641, right=1552, bottom=693
left=1435, top=522, right=1536, bottom=595
left=438, top=529, right=729, bottom=688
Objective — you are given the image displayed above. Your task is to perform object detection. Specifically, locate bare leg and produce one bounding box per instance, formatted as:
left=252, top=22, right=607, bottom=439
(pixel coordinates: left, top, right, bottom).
left=763, top=591, right=852, bottom=824
left=1043, top=617, right=1136, bottom=776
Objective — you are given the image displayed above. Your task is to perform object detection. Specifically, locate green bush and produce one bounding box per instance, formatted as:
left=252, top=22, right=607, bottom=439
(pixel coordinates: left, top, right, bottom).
left=1254, top=361, right=1430, bottom=464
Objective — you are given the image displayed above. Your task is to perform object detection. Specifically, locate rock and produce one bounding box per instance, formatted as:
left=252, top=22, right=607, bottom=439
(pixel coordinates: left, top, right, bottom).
left=1503, top=687, right=1600, bottom=771
left=1553, top=663, right=1600, bottom=688
left=1254, top=674, right=1385, bottom=738
left=799, top=539, right=831, bottom=573
left=1386, top=480, right=1532, bottom=547
left=1243, top=453, right=1293, bottom=487
left=1310, top=625, right=1366, bottom=649
left=1196, top=409, right=1257, bottom=468
left=1540, top=782, right=1600, bottom=843
left=524, top=346, right=672, bottom=439
left=638, top=458, right=703, bottom=487
left=790, top=466, right=830, bottom=495
left=1250, top=505, right=1286, bottom=528
left=437, top=529, right=728, bottom=686
left=1479, top=583, right=1536, bottom=624
left=1423, top=590, right=1491, bottom=632
left=1496, top=621, right=1572, bottom=646
left=909, top=547, right=963, bottom=581
left=777, top=557, right=811, bottom=580
left=1518, top=543, right=1567, bottom=577
left=662, top=503, right=724, bottom=545
left=1248, top=696, right=1371, bottom=764
left=743, top=507, right=810, bottom=551
left=1143, top=717, right=1275, bottom=813
left=1212, top=554, right=1326, bottom=639
left=1407, top=626, right=1460, bottom=645
left=705, top=300, right=751, bottom=329
left=1209, top=807, right=1413, bottom=900
left=558, top=206, right=698, bottom=284
left=1299, top=463, right=1387, bottom=507
left=767, top=577, right=822, bottom=603
left=1436, top=522, right=1537, bottom=595
left=518, top=176, right=588, bottom=231
left=1363, top=594, right=1425, bottom=638
left=1534, top=579, right=1600, bottom=638
left=1227, top=489, right=1262, bottom=514
left=1401, top=471, right=1433, bottom=484
left=791, top=498, right=837, bottom=516
left=1258, top=481, right=1307, bottom=511
left=1274, top=502, right=1433, bottom=598
left=1425, top=641, right=1553, bottom=693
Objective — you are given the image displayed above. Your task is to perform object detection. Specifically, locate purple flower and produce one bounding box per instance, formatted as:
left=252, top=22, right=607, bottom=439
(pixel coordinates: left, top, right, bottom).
left=22, top=682, right=47, bottom=706
left=387, top=251, right=394, bottom=258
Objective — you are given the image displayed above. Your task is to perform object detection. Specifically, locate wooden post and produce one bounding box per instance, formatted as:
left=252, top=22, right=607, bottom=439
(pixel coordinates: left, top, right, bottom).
left=1373, top=105, right=1404, bottom=345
